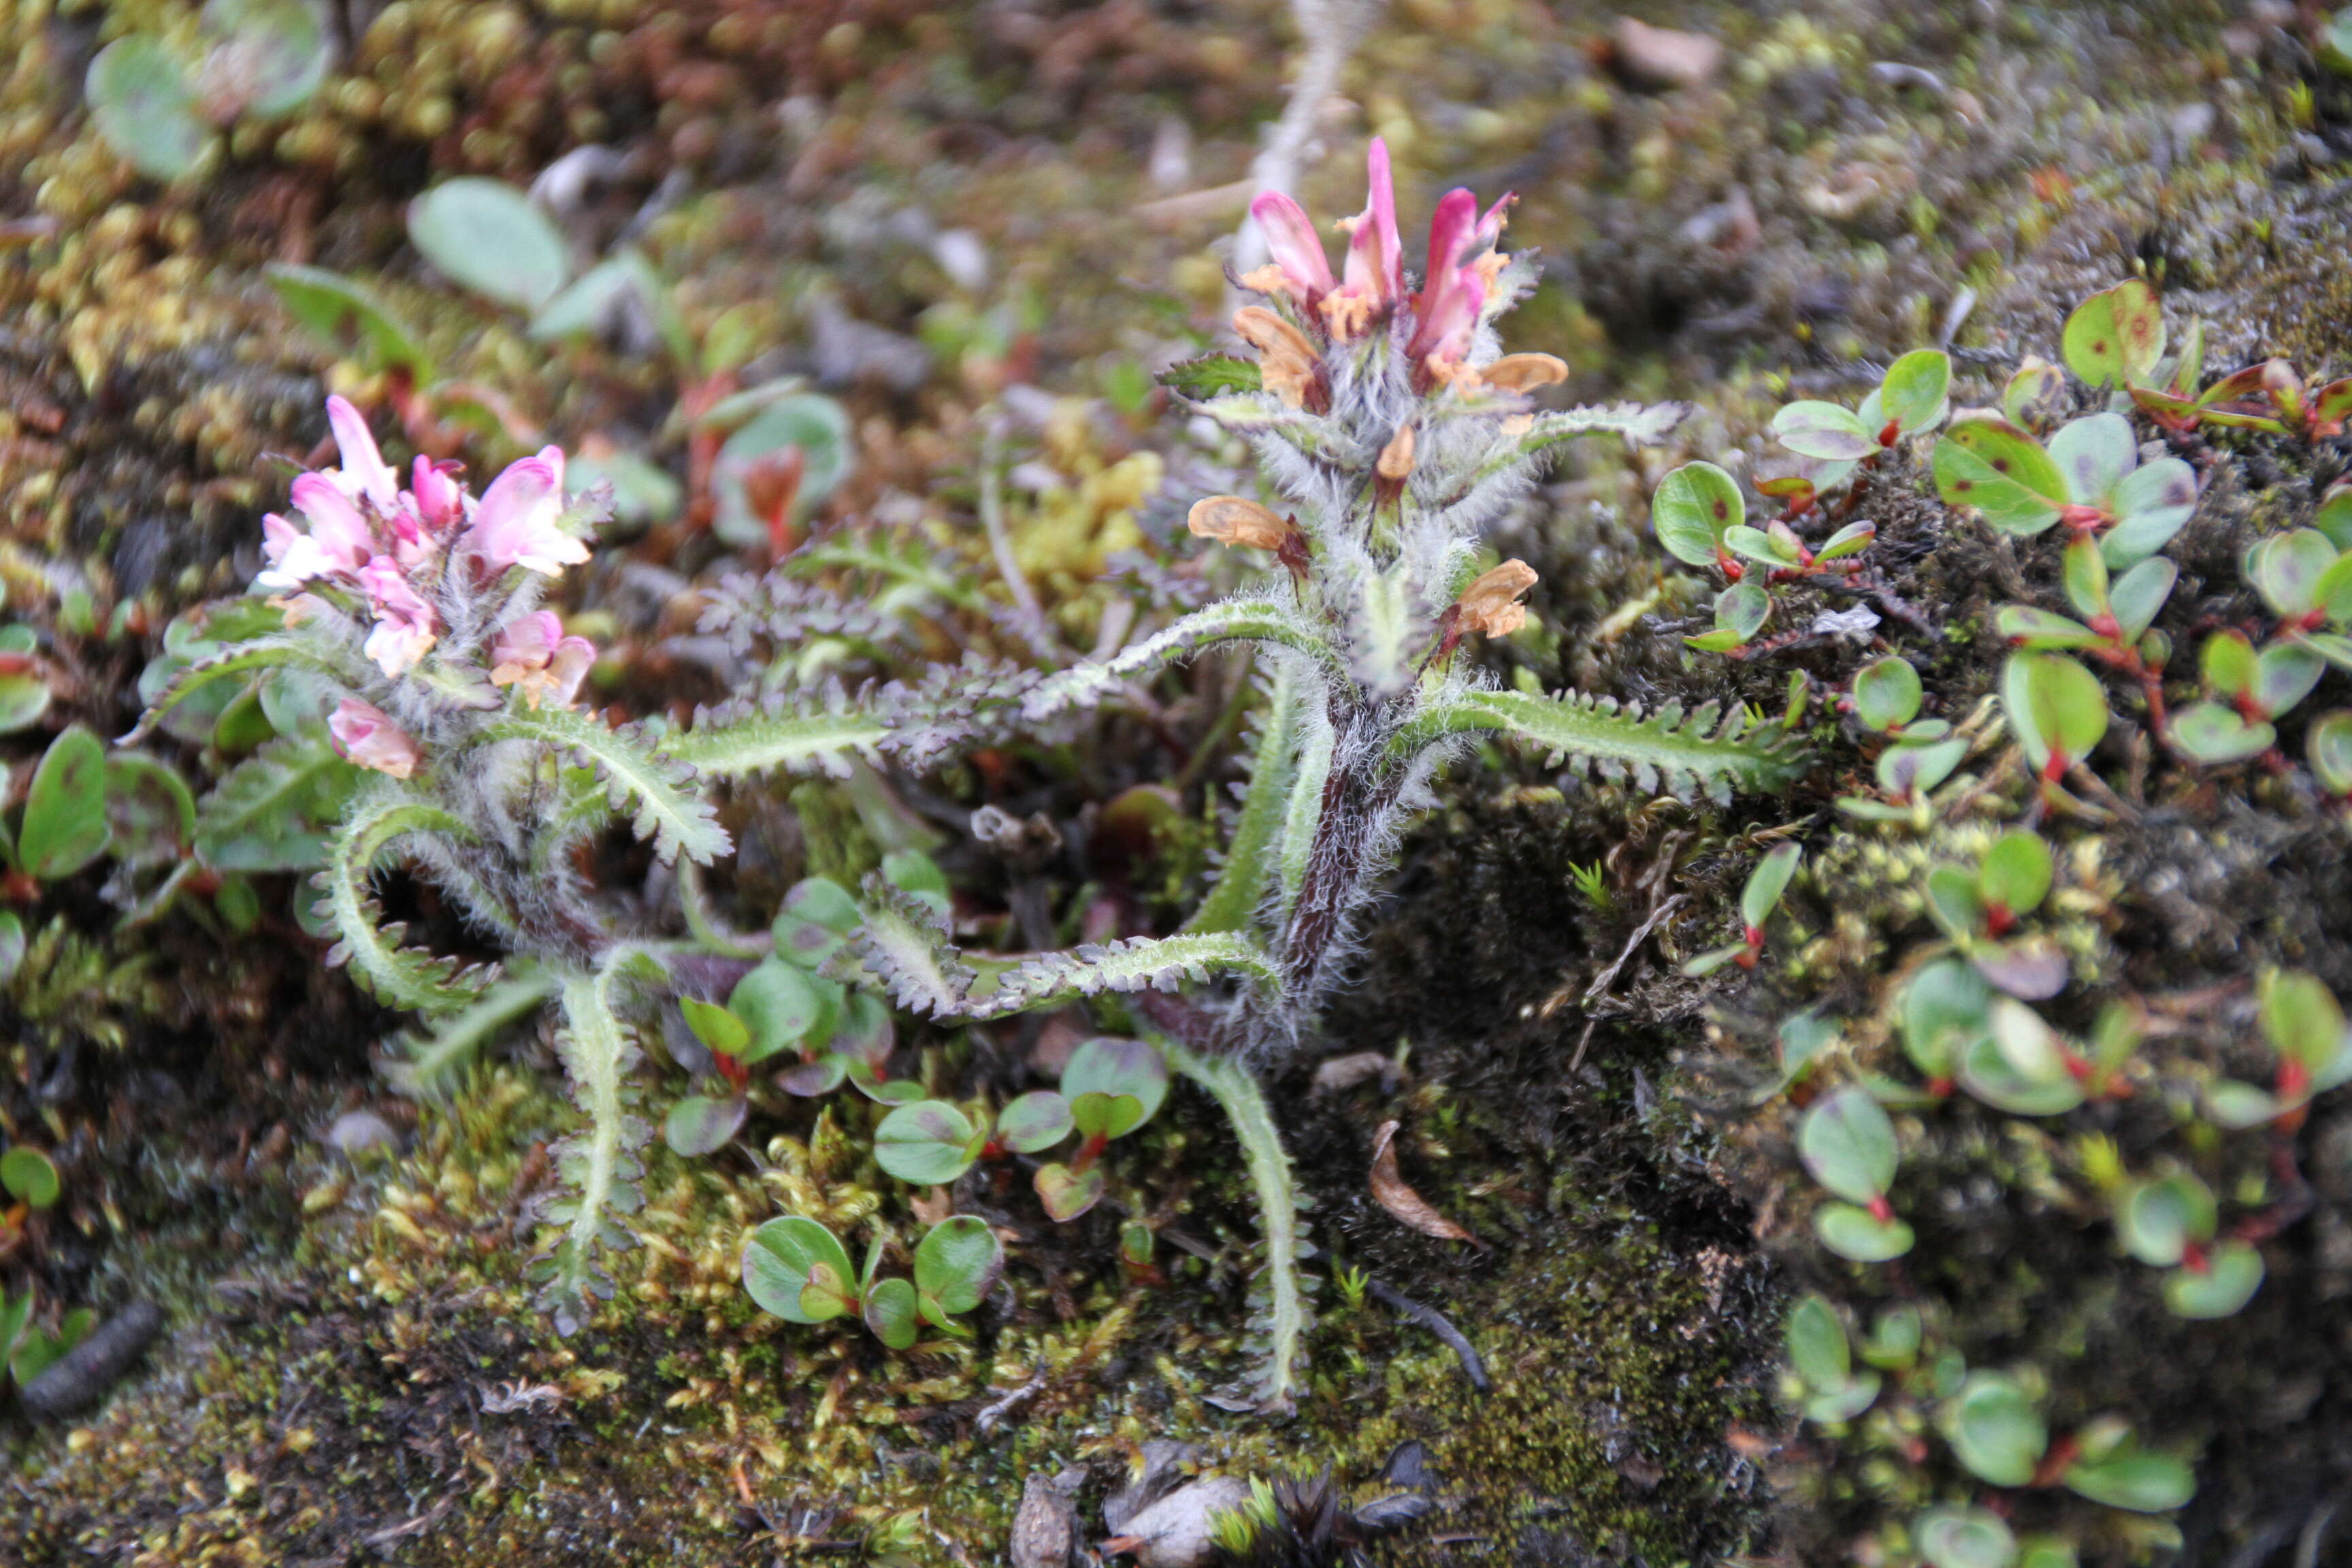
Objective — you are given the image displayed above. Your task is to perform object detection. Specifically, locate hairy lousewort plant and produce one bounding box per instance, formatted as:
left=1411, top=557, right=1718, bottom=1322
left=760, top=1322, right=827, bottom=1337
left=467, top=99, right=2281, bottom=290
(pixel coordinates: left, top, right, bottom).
left=687, top=144, right=1805, bottom=1407
left=129, top=396, right=728, bottom=1329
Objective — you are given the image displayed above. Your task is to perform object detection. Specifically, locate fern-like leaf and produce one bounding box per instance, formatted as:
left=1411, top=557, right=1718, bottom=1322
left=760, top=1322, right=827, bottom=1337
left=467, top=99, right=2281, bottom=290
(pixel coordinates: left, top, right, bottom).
left=1405, top=687, right=1808, bottom=804
left=380, top=968, right=559, bottom=1097
left=840, top=881, right=980, bottom=1016
left=477, top=705, right=730, bottom=864
left=1022, top=599, right=1339, bottom=723
left=194, top=728, right=362, bottom=872
left=659, top=683, right=895, bottom=781
left=122, top=636, right=365, bottom=743
left=316, top=793, right=498, bottom=1013
left=539, top=958, right=654, bottom=1334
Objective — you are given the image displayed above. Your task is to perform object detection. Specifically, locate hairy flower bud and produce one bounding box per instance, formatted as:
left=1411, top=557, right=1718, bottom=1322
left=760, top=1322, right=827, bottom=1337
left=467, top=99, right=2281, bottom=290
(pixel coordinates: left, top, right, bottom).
left=1482, top=353, right=1569, bottom=393
left=359, top=557, right=438, bottom=676
left=1456, top=559, right=1539, bottom=638
left=328, top=697, right=422, bottom=779
left=1188, top=495, right=1292, bottom=551
left=1231, top=307, right=1326, bottom=412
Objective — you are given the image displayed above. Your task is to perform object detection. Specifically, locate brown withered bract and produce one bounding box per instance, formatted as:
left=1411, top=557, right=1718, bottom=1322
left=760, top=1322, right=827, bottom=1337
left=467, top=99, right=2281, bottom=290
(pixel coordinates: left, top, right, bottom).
left=1480, top=353, right=1569, bottom=393
left=1231, top=307, right=1326, bottom=411
left=1454, top=559, right=1539, bottom=638
left=1187, top=495, right=1291, bottom=551
left=1376, top=423, right=1416, bottom=481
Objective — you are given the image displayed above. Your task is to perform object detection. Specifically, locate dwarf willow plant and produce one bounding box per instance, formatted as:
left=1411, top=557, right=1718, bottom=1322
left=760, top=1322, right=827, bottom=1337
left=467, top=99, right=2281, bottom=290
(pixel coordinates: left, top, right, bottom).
left=683, top=142, right=1805, bottom=1408
left=128, top=396, right=729, bottom=1330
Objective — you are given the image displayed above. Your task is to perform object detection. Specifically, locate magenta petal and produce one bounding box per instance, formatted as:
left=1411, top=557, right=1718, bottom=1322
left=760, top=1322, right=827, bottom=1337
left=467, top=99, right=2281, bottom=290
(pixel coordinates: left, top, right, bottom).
left=1250, top=190, right=1336, bottom=298
left=1420, top=189, right=1480, bottom=289
left=325, top=395, right=399, bottom=512
left=1342, top=138, right=1403, bottom=303
left=289, top=473, right=370, bottom=567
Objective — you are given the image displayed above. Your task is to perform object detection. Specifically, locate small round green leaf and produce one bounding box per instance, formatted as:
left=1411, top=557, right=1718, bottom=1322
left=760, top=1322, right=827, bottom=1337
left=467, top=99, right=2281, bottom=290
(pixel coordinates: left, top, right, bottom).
left=2047, top=412, right=2135, bottom=508
left=1942, top=1372, right=2048, bottom=1486
left=1650, top=461, right=1744, bottom=566
left=1814, top=1201, right=1914, bottom=1262
left=1934, top=416, right=2067, bottom=534
left=2164, top=1240, right=2264, bottom=1319
left=861, top=1276, right=919, bottom=1349
left=679, top=996, right=751, bottom=1058
left=21, top=725, right=112, bottom=880
left=1061, top=1037, right=1168, bottom=1130
left=86, top=37, right=211, bottom=181
left=712, top=394, right=856, bottom=549
left=2001, top=652, right=2109, bottom=772
left=1978, top=830, right=2051, bottom=919
left=1880, top=348, right=1951, bottom=434
left=1851, top=657, right=1923, bottom=733
left=774, top=876, right=862, bottom=969
left=2063, top=1449, right=2195, bottom=1513
left=1784, top=1293, right=1851, bottom=1388
left=1901, top=957, right=1991, bottom=1079
left=0, top=1147, right=60, bottom=1209
left=1917, top=1505, right=2019, bottom=1568
left=1799, top=1085, right=1899, bottom=1203
left=913, top=1214, right=1004, bottom=1316
left=265, top=263, right=434, bottom=377
left=664, top=1092, right=747, bottom=1157
left=1774, top=400, right=1878, bottom=461
left=2168, top=702, right=2274, bottom=765
left=407, top=178, right=572, bottom=311
left=742, top=1215, right=857, bottom=1324
left=729, top=960, right=825, bottom=1060
left=1034, top=1162, right=1105, bottom=1222
left=995, top=1090, right=1073, bottom=1154
left=2062, top=280, right=2166, bottom=389
left=874, top=1100, right=981, bottom=1186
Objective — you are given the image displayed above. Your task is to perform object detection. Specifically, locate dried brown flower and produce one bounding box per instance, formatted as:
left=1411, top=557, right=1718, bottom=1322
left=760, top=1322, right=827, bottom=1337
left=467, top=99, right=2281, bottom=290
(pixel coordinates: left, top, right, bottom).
left=1456, top=558, right=1539, bottom=638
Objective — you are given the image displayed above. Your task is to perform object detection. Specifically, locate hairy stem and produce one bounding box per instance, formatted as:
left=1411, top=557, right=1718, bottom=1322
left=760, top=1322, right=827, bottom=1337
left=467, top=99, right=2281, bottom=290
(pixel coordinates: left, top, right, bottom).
left=1166, top=1041, right=1307, bottom=1415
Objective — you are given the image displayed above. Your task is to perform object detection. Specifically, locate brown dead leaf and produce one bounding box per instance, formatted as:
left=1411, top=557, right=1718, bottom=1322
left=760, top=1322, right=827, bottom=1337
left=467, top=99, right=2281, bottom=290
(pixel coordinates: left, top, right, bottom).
left=1369, top=1121, right=1481, bottom=1246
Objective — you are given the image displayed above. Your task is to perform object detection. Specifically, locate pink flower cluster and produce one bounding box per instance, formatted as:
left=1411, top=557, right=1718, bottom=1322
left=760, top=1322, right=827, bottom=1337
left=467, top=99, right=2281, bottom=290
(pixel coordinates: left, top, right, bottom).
left=260, top=396, right=591, bottom=678
left=1244, top=140, right=1515, bottom=387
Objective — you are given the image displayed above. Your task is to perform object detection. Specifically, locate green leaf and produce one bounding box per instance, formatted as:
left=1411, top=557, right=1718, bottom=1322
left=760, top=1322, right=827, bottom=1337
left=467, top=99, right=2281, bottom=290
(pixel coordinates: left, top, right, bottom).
left=1925, top=863, right=1987, bottom=942
left=2110, top=557, right=2177, bottom=640
left=0, top=666, right=50, bottom=735
left=1650, top=461, right=1744, bottom=566
left=1934, top=416, right=2067, bottom=534
left=0, top=1147, right=60, bottom=1209
left=475, top=705, right=728, bottom=865
left=2119, top=1173, right=2214, bottom=1267
left=729, top=960, right=826, bottom=1062
left=881, top=850, right=950, bottom=915
left=2061, top=534, right=2110, bottom=621
left=1942, top=1372, right=2048, bottom=1486
left=1712, top=580, right=1771, bottom=643
left=1034, top=1162, right=1105, bottom=1222
left=1159, top=354, right=1262, bottom=398
left=1959, top=1029, right=2085, bottom=1115
left=195, top=728, right=361, bottom=872
left=1188, top=671, right=1299, bottom=936
left=861, top=1276, right=919, bottom=1348
left=1774, top=400, right=1878, bottom=461
left=1739, top=843, right=1801, bottom=930
left=197, top=0, right=331, bottom=116
left=529, top=250, right=657, bottom=342
left=2316, top=480, right=2352, bottom=550
left=1880, top=348, right=1951, bottom=434
left=1993, top=606, right=2103, bottom=651
left=664, top=1093, right=746, bottom=1157
left=2255, top=642, right=2323, bottom=719
left=1876, top=736, right=1967, bottom=800
left=265, top=263, right=434, bottom=377
left=1917, top=1505, right=2019, bottom=1568
left=85, top=37, right=210, bottom=181
left=2001, top=652, right=2108, bottom=773
left=679, top=996, right=750, bottom=1058
left=1784, top=1293, right=1852, bottom=1386
left=2102, top=458, right=2197, bottom=568
left=2259, top=968, right=2347, bottom=1073
left=2247, top=529, right=2340, bottom=621
left=103, top=751, right=196, bottom=869
left=1860, top=1303, right=1922, bottom=1370
left=1062, top=1037, right=1169, bottom=1130
left=1978, top=830, right=2051, bottom=919
left=2168, top=702, right=2274, bottom=765
left=874, top=1100, right=982, bottom=1186
left=774, top=876, right=863, bottom=968
left=380, top=970, right=559, bottom=1097
left=2309, top=710, right=2352, bottom=795
left=2062, top=279, right=2166, bottom=388
left=913, top=1213, right=1003, bottom=1318
left=1068, top=1090, right=1146, bottom=1141
left=1799, top=1085, right=1898, bottom=1203
left=996, top=1090, right=1073, bottom=1154
left=1814, top=1202, right=1914, bottom=1261
left=2002, top=356, right=2065, bottom=429
left=1902, top=958, right=1991, bottom=1079
left=741, top=1215, right=858, bottom=1324
left=20, top=726, right=110, bottom=880
left=2163, top=1240, right=2264, bottom=1319
left=1815, top=519, right=1876, bottom=560
left=2048, top=412, right=2135, bottom=508
left=2063, top=1446, right=2195, bottom=1512
left=406, top=178, right=572, bottom=311
left=1851, top=657, right=1922, bottom=732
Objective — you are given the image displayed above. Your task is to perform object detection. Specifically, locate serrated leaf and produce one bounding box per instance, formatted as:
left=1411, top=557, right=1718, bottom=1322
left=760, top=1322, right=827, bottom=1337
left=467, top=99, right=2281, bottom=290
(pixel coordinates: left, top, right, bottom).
left=1406, top=687, right=1807, bottom=805
left=479, top=705, right=728, bottom=864
left=320, top=794, right=495, bottom=1014
left=195, top=728, right=362, bottom=872
left=1160, top=354, right=1262, bottom=398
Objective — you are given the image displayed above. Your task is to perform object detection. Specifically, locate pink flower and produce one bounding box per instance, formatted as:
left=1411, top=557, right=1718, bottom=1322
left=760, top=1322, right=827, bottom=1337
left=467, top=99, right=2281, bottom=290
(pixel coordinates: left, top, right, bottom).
left=412, top=455, right=465, bottom=533
left=329, top=697, right=422, bottom=779
left=1245, top=187, right=1336, bottom=312
left=1407, top=188, right=1514, bottom=385
left=359, top=556, right=438, bottom=677
left=463, top=447, right=589, bottom=576
left=489, top=610, right=596, bottom=708
left=259, top=513, right=343, bottom=590
left=1319, top=139, right=1405, bottom=340
left=326, top=395, right=399, bottom=515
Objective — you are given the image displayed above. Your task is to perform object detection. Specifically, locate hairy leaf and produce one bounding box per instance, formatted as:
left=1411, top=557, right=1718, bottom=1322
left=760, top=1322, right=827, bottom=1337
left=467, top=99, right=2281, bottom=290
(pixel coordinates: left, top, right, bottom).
left=480, top=705, right=728, bottom=864
left=1405, top=687, right=1809, bottom=804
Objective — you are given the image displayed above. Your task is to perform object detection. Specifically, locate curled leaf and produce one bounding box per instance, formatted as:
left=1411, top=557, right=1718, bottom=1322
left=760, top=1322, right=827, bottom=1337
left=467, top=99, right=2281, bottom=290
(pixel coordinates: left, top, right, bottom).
left=1368, top=1121, right=1480, bottom=1245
